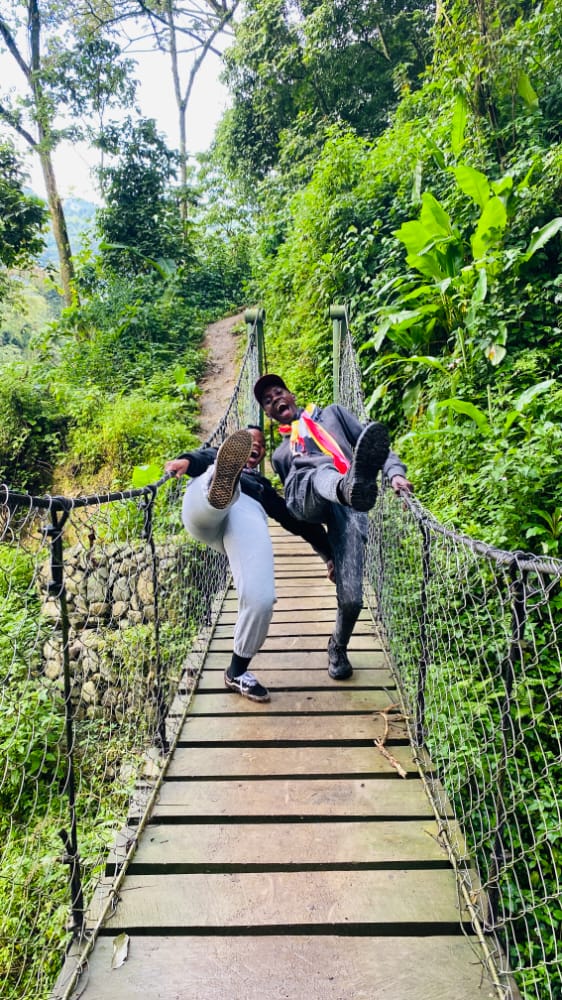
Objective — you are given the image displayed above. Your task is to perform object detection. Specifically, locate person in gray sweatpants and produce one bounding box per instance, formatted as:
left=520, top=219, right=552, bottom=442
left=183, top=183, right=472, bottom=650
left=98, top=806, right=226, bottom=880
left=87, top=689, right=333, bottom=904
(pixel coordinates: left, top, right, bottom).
left=254, top=373, right=413, bottom=681
left=165, top=426, right=334, bottom=702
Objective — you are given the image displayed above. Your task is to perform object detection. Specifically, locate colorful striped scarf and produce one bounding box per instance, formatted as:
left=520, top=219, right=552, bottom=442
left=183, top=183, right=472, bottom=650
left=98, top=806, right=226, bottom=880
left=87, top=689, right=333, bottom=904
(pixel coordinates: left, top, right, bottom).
left=279, top=404, right=350, bottom=474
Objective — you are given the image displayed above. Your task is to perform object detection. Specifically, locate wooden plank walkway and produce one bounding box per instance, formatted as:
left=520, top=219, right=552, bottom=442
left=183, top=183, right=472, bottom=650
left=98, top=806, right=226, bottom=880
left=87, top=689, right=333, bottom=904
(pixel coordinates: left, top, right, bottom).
left=67, top=525, right=495, bottom=1000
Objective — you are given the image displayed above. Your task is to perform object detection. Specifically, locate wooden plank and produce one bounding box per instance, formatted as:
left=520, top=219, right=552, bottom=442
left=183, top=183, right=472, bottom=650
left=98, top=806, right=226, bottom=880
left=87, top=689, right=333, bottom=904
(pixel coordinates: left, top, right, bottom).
left=273, top=560, right=332, bottom=567
left=272, top=584, right=338, bottom=596
left=274, top=567, right=336, bottom=577
left=272, top=559, right=326, bottom=566
left=127, top=819, right=449, bottom=866
left=72, top=935, right=495, bottom=1000
left=189, top=689, right=397, bottom=713
left=209, top=635, right=383, bottom=652
left=179, top=714, right=408, bottom=743
left=203, top=651, right=388, bottom=670
left=166, top=744, right=417, bottom=778
left=222, top=596, right=339, bottom=610
left=219, top=609, right=372, bottom=624
left=274, top=552, right=330, bottom=561
left=213, top=620, right=377, bottom=637
left=97, top=870, right=467, bottom=928
left=152, top=778, right=433, bottom=817
left=196, top=667, right=394, bottom=688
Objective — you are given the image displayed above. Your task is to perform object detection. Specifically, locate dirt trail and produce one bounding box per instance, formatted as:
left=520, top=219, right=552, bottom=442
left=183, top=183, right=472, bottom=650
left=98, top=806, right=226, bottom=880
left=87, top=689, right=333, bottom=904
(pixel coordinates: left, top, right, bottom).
left=196, top=311, right=246, bottom=442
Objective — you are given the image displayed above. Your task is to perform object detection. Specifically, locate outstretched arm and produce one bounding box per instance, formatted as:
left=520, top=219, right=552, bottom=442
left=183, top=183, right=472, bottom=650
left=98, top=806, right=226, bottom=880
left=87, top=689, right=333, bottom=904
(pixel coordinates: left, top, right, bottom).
left=164, top=447, right=218, bottom=479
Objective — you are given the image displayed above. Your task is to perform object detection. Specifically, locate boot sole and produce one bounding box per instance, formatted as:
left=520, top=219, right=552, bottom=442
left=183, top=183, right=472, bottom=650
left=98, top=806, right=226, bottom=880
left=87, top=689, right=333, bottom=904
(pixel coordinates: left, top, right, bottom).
left=328, top=664, right=353, bottom=680
left=348, top=422, right=390, bottom=512
left=208, top=430, right=253, bottom=509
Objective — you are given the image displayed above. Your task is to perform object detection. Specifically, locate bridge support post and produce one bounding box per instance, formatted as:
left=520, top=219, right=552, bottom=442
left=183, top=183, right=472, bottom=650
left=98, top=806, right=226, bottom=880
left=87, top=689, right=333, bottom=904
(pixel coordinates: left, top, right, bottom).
left=245, top=307, right=266, bottom=429
left=329, top=304, right=347, bottom=405
left=44, top=503, right=85, bottom=939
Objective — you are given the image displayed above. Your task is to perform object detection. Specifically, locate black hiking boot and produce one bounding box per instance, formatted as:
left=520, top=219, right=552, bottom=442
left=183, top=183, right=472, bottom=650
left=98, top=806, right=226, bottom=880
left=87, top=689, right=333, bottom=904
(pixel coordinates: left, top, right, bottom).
left=327, top=635, right=353, bottom=680
left=338, top=422, right=390, bottom=512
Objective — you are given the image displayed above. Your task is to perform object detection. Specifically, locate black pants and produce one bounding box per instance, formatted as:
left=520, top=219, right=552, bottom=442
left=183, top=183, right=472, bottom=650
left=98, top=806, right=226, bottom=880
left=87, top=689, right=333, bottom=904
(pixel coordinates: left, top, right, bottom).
left=284, top=456, right=367, bottom=647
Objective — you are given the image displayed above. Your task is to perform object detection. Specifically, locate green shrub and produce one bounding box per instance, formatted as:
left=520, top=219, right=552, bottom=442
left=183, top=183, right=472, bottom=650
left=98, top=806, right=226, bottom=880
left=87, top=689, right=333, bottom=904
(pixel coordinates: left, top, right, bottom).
left=0, top=362, right=66, bottom=491
left=65, top=392, right=200, bottom=484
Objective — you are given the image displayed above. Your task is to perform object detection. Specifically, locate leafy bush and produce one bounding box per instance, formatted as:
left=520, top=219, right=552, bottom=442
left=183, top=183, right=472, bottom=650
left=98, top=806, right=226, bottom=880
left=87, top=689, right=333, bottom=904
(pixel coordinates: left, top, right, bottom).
left=63, top=391, right=200, bottom=486
left=0, top=362, right=67, bottom=492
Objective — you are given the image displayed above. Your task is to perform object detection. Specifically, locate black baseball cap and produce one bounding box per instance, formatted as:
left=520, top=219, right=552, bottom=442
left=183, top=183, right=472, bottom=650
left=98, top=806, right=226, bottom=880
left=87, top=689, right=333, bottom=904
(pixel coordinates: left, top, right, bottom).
left=253, top=373, right=288, bottom=405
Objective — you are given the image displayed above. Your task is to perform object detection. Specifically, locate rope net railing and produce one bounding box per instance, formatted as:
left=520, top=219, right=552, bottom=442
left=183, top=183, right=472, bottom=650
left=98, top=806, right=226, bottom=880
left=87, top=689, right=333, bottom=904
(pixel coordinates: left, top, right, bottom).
left=0, top=316, right=261, bottom=1000
left=336, top=308, right=562, bottom=1000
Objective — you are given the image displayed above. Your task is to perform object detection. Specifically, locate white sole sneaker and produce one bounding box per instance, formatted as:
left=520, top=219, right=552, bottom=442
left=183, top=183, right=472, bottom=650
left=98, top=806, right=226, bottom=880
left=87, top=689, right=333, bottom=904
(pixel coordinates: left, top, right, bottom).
left=224, top=669, right=270, bottom=702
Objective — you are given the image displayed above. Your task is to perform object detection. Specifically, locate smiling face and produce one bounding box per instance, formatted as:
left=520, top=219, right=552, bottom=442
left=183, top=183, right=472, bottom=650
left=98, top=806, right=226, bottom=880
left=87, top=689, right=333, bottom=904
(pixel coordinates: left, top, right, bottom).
left=246, top=428, right=266, bottom=469
left=260, top=384, right=298, bottom=424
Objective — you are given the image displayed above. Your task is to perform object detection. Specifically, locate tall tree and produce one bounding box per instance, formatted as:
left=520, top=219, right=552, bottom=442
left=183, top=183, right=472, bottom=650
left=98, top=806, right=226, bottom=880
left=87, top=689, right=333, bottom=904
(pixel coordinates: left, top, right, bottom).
left=86, top=0, right=240, bottom=224
left=217, top=0, right=435, bottom=184
left=0, top=2, right=135, bottom=304
left=96, top=117, right=189, bottom=275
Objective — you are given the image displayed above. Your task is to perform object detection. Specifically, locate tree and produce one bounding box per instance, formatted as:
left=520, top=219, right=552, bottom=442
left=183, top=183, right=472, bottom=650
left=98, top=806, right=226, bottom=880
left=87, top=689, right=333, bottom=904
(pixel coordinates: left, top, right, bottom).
left=0, top=141, right=46, bottom=290
left=96, top=117, right=189, bottom=275
left=84, top=0, right=240, bottom=224
left=217, top=0, right=435, bottom=185
left=0, top=2, right=136, bottom=304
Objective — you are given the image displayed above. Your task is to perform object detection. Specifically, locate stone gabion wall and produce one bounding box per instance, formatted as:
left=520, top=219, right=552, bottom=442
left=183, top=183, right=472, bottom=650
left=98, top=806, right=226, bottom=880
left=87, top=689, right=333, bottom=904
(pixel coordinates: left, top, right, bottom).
left=39, top=538, right=195, bottom=722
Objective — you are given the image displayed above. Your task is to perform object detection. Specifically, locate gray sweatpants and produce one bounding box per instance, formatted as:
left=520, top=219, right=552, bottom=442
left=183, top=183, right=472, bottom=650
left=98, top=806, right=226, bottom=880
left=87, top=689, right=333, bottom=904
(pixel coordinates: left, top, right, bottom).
left=284, top=455, right=367, bottom=647
left=182, top=468, right=276, bottom=659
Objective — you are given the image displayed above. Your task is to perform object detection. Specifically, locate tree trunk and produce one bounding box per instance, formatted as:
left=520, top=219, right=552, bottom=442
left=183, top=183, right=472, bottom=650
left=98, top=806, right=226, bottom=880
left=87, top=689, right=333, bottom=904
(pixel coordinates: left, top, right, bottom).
left=165, top=0, right=189, bottom=224
left=27, top=0, right=75, bottom=304
left=39, top=149, right=76, bottom=305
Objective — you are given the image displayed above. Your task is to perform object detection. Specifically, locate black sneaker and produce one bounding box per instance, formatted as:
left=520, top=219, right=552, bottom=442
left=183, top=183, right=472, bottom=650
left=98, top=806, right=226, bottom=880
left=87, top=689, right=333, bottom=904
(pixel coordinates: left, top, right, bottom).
left=224, top=669, right=270, bottom=702
left=338, top=422, right=390, bottom=512
left=208, top=430, right=252, bottom=509
left=327, top=636, right=353, bottom=680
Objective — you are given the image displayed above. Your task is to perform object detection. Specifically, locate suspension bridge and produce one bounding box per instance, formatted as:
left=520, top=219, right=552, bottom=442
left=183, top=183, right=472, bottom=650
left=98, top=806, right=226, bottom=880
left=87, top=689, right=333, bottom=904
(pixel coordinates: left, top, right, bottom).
left=1, top=309, right=561, bottom=1000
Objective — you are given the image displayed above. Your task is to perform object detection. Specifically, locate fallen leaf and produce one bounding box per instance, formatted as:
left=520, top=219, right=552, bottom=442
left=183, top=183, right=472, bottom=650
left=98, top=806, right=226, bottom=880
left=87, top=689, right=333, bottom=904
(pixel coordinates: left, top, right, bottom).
left=111, top=932, right=129, bottom=969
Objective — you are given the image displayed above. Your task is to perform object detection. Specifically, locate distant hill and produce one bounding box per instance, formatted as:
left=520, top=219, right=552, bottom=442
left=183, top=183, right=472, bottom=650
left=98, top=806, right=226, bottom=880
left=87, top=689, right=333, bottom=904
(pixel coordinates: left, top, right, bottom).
left=35, top=196, right=98, bottom=267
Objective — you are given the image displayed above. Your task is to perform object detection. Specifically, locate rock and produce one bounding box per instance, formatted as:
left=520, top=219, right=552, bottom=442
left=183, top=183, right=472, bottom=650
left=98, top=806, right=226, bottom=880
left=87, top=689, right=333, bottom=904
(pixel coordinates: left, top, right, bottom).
left=81, top=680, right=98, bottom=704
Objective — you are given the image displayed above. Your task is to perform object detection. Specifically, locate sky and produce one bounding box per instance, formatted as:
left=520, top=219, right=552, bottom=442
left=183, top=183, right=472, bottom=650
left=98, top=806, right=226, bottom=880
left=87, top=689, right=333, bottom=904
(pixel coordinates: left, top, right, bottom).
left=7, top=46, right=229, bottom=205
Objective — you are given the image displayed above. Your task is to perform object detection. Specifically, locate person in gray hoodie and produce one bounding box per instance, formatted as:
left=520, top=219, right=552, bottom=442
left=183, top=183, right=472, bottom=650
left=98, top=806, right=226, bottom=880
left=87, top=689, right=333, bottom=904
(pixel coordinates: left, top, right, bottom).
left=254, top=373, right=412, bottom=681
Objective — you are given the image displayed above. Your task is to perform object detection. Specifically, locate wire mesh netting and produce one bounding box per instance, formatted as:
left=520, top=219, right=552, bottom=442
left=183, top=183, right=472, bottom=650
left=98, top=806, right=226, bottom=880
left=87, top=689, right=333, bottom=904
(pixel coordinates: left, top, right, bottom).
left=338, top=312, right=562, bottom=1000
left=0, top=319, right=260, bottom=999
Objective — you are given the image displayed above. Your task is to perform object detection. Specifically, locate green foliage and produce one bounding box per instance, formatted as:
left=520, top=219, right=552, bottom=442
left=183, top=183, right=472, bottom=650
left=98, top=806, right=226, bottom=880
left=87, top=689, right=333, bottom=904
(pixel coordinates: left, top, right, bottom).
left=0, top=545, right=65, bottom=824
left=55, top=267, right=206, bottom=393
left=0, top=361, right=67, bottom=491
left=363, top=161, right=561, bottom=370
left=0, top=273, right=60, bottom=363
left=45, top=36, right=136, bottom=123
left=0, top=821, right=69, bottom=998
left=37, top=197, right=97, bottom=268
left=218, top=0, right=434, bottom=186
left=0, top=142, right=47, bottom=300
left=96, top=118, right=189, bottom=277
left=64, top=391, right=200, bottom=485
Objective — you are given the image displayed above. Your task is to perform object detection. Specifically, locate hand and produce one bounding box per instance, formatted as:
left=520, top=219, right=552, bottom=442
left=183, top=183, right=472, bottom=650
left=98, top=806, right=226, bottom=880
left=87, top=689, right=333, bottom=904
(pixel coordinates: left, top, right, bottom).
left=390, top=474, right=413, bottom=495
left=165, top=458, right=190, bottom=478
left=326, top=559, right=336, bottom=584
